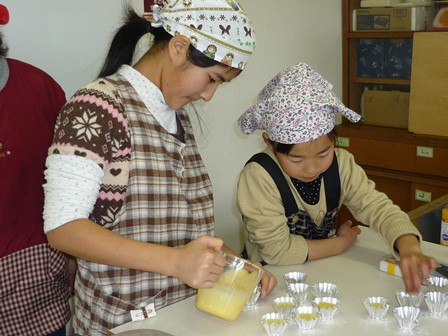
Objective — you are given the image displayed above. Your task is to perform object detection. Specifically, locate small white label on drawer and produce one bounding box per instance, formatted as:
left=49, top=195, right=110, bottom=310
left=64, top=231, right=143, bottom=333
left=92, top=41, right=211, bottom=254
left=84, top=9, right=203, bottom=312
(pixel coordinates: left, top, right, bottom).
left=415, top=189, right=432, bottom=202
left=416, top=146, right=434, bottom=158
left=336, top=137, right=350, bottom=147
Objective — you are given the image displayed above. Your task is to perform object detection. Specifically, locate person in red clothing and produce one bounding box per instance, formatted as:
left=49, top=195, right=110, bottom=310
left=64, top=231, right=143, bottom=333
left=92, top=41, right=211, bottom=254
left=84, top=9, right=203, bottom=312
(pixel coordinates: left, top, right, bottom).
left=0, top=4, right=73, bottom=336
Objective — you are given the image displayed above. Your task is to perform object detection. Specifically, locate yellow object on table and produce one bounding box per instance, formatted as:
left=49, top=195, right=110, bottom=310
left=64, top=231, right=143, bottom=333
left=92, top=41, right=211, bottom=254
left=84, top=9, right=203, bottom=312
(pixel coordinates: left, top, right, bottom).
left=441, top=208, right=448, bottom=246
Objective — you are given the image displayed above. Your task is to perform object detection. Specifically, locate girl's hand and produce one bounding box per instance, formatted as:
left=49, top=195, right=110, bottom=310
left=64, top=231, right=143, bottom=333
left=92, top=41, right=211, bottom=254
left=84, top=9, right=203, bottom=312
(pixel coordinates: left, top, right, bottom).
left=395, top=235, right=437, bottom=293
left=253, top=262, right=277, bottom=299
left=400, top=253, right=437, bottom=293
left=335, top=220, right=361, bottom=253
left=174, top=236, right=226, bottom=289
left=307, top=221, right=360, bottom=261
left=177, top=239, right=278, bottom=297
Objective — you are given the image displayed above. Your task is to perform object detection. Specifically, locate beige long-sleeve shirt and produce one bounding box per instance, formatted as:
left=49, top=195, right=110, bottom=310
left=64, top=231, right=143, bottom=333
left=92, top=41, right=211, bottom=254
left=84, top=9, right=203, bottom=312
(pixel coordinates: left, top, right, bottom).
left=237, top=148, right=421, bottom=265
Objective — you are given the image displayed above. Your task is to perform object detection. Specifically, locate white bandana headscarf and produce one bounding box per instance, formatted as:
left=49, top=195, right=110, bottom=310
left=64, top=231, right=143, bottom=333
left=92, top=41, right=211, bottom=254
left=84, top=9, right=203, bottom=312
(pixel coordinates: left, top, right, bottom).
left=151, top=0, right=256, bottom=70
left=238, top=63, right=361, bottom=144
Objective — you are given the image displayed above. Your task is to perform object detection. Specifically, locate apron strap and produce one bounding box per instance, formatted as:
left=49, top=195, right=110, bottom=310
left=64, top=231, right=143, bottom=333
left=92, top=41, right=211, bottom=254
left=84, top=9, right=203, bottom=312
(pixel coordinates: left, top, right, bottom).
left=246, top=153, right=298, bottom=217
left=322, top=154, right=341, bottom=211
left=246, top=152, right=340, bottom=217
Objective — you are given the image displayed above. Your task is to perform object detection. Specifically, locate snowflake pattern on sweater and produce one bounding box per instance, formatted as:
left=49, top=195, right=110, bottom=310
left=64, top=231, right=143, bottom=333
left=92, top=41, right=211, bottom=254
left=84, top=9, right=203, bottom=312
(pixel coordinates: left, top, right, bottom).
left=49, top=79, right=130, bottom=228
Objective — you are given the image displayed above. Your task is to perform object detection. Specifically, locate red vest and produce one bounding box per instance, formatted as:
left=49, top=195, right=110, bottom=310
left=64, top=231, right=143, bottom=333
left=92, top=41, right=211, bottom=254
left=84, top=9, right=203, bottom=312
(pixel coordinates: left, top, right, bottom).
left=0, top=58, right=65, bottom=257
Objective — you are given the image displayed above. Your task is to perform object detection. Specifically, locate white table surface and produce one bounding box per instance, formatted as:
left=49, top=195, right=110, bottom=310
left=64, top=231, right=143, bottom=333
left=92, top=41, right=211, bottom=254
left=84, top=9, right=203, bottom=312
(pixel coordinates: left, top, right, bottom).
left=110, top=227, right=448, bottom=336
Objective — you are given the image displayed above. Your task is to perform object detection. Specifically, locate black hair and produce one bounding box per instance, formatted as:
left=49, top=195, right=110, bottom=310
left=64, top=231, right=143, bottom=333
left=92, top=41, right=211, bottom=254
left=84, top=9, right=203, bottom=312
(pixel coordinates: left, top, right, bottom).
left=98, top=7, right=223, bottom=78
left=272, top=128, right=338, bottom=155
left=0, top=32, right=8, bottom=57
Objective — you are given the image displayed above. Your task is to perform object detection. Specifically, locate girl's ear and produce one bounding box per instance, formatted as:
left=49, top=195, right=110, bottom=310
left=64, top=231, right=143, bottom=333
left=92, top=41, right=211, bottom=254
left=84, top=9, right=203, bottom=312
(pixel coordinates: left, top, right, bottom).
left=168, top=35, right=190, bottom=65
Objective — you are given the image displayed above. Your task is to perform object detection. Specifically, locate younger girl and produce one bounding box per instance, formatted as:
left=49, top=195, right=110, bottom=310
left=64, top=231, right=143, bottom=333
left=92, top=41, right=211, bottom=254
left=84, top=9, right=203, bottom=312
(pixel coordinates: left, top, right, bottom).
left=237, top=62, right=436, bottom=294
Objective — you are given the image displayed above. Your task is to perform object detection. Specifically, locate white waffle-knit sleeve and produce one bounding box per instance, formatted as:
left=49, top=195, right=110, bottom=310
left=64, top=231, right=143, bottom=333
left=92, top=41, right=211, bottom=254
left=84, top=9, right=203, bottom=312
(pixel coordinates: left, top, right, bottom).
left=43, top=154, right=104, bottom=233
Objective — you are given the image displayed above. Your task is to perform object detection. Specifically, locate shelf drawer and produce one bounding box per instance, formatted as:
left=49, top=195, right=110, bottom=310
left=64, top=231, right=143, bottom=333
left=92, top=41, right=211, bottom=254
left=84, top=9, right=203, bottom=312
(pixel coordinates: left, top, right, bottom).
left=340, top=137, right=416, bottom=173
left=338, top=136, right=448, bottom=177
left=410, top=182, right=448, bottom=210
left=337, top=173, right=448, bottom=228
left=415, top=146, right=448, bottom=177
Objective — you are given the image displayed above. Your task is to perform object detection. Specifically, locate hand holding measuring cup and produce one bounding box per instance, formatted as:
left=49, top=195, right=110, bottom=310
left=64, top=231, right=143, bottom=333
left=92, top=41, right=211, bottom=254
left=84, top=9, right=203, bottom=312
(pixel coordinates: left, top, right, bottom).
left=195, top=252, right=264, bottom=321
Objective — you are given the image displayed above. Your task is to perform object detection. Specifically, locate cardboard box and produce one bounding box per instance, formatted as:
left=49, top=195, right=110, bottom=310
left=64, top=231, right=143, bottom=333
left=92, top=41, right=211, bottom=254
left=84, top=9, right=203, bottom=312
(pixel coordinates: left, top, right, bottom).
left=379, top=255, right=402, bottom=277
left=361, top=0, right=433, bottom=7
left=363, top=90, right=409, bottom=128
left=409, top=32, right=448, bottom=136
left=379, top=254, right=448, bottom=278
left=353, top=7, right=428, bottom=31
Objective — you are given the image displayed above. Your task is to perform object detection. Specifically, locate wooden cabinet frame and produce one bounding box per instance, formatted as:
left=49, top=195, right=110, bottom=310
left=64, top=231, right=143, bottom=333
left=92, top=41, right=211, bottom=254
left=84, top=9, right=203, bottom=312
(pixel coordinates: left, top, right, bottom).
left=337, top=0, right=448, bottom=227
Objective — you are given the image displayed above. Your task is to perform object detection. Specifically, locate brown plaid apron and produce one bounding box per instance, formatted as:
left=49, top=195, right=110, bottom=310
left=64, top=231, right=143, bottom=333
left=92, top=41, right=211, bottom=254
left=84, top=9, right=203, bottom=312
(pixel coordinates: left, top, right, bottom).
left=74, top=74, right=214, bottom=335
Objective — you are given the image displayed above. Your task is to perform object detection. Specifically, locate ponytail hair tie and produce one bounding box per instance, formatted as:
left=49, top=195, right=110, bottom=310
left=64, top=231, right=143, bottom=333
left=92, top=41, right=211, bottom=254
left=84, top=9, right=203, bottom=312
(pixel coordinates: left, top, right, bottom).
left=151, top=4, right=163, bottom=28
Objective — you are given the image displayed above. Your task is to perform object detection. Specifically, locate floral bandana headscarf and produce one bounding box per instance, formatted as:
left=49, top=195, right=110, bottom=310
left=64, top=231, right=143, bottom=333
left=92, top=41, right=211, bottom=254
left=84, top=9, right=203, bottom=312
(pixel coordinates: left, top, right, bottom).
left=151, top=0, right=256, bottom=70
left=238, top=63, right=361, bottom=144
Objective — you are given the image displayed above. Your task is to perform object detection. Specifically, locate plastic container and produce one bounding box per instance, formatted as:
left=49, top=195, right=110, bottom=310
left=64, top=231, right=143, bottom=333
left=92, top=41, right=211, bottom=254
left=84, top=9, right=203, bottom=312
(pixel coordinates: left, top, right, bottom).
left=195, top=254, right=263, bottom=321
left=441, top=208, right=448, bottom=246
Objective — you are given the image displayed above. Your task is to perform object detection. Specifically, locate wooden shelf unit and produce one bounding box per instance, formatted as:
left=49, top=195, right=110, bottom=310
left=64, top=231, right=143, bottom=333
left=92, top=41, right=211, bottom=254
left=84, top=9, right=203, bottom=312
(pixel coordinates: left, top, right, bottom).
left=338, top=0, right=448, bottom=227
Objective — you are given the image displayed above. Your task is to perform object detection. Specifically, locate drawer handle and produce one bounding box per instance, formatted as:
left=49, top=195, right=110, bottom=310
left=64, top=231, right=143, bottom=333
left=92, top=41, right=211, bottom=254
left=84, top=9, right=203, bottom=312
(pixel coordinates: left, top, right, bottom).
left=416, top=146, right=433, bottom=158
left=336, top=137, right=350, bottom=148
left=415, top=190, right=432, bottom=203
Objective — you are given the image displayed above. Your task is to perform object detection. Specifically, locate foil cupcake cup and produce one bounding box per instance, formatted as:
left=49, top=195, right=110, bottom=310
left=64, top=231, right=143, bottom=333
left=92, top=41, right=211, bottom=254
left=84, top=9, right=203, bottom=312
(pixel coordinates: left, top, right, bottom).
left=292, top=306, right=319, bottom=330
left=427, top=276, right=448, bottom=293
left=395, top=291, right=424, bottom=308
left=272, top=296, right=296, bottom=320
left=260, top=312, right=288, bottom=336
left=283, top=271, right=307, bottom=287
left=424, top=291, right=448, bottom=317
left=313, top=296, right=340, bottom=320
left=393, top=306, right=420, bottom=331
left=363, top=296, right=389, bottom=320
left=311, top=282, right=338, bottom=298
left=287, top=283, right=310, bottom=305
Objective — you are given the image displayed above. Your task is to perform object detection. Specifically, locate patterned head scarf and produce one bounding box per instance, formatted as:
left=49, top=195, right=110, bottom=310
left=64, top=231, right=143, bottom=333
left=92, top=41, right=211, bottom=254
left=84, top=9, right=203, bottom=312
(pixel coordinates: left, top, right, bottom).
left=0, top=4, right=9, bottom=25
left=238, top=63, right=361, bottom=144
left=151, top=0, right=256, bottom=70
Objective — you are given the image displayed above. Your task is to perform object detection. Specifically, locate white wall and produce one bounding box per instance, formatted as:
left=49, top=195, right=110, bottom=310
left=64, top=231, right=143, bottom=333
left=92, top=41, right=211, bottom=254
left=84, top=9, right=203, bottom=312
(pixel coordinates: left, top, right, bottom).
left=1, top=0, right=142, bottom=97
left=197, top=0, right=343, bottom=251
left=2, top=0, right=342, bottom=252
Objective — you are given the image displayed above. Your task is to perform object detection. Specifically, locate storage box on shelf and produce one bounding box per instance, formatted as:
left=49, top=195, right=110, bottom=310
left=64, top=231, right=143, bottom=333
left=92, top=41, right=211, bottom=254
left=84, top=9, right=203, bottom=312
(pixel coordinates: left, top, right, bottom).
left=338, top=0, right=448, bottom=231
left=353, top=6, right=428, bottom=32
left=363, top=90, right=409, bottom=128
left=432, top=0, right=448, bottom=30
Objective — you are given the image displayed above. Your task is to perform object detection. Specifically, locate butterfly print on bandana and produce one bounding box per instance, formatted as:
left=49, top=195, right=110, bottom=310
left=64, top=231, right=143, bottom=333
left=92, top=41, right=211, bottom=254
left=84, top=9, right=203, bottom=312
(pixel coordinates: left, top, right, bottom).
left=219, top=24, right=231, bottom=35
left=190, top=23, right=202, bottom=30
